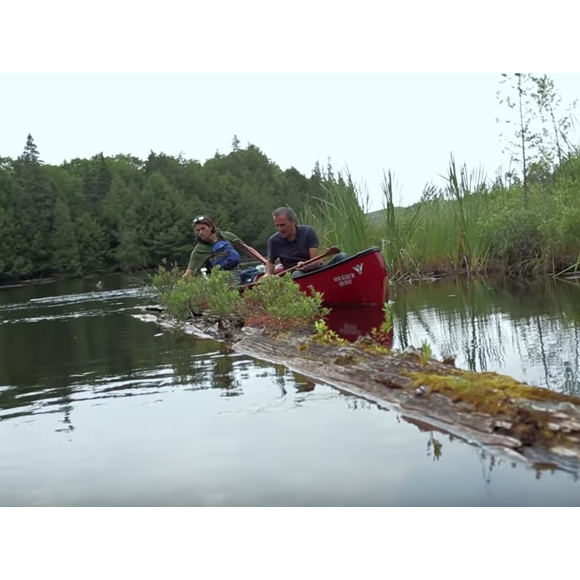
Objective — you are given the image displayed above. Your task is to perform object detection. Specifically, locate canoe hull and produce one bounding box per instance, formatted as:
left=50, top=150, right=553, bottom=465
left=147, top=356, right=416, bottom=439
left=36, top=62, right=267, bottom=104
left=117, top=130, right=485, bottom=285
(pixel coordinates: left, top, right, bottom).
left=294, top=247, right=388, bottom=306
left=245, top=247, right=388, bottom=306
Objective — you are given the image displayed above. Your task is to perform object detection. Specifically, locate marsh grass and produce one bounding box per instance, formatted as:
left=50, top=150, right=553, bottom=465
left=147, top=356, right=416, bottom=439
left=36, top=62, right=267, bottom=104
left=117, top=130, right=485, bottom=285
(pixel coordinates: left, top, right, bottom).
left=300, top=151, right=580, bottom=280
left=379, top=170, right=432, bottom=279
left=443, top=156, right=491, bottom=273
left=300, top=169, right=376, bottom=256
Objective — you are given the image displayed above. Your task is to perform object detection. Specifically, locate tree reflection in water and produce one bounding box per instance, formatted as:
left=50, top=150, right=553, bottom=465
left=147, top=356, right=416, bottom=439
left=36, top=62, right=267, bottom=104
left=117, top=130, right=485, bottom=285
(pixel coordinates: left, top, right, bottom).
left=390, top=277, right=580, bottom=394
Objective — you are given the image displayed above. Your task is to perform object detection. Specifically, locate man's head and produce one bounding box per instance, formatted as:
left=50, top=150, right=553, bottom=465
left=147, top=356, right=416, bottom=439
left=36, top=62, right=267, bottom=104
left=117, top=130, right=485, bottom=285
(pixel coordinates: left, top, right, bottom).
left=193, top=215, right=216, bottom=242
left=272, top=207, right=298, bottom=239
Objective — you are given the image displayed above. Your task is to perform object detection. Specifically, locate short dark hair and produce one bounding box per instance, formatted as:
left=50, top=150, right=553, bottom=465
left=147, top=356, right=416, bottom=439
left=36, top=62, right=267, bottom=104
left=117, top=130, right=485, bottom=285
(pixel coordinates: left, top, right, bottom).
left=272, top=207, right=297, bottom=223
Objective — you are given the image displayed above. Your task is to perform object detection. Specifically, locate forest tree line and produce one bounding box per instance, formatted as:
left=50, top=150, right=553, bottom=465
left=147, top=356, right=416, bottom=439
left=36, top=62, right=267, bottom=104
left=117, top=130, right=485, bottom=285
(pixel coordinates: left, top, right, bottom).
left=0, top=135, right=333, bottom=282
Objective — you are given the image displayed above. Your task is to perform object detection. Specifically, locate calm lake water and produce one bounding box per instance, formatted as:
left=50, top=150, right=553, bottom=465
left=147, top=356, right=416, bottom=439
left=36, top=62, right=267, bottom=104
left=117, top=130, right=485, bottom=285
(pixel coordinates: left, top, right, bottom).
left=1, top=274, right=580, bottom=506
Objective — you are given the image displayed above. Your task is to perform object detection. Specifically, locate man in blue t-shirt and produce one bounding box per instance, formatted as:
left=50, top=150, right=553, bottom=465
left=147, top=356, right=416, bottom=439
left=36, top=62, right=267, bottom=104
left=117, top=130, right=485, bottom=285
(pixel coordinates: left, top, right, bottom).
left=264, top=207, right=347, bottom=279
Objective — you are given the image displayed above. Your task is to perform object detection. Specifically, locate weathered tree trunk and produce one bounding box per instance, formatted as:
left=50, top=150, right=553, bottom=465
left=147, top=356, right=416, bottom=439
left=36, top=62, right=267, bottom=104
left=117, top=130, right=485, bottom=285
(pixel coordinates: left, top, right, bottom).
left=141, top=307, right=580, bottom=475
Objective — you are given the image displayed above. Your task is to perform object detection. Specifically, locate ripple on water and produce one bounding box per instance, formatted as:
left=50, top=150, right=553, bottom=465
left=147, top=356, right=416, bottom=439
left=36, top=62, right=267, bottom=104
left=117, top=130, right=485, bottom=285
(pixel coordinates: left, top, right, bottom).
left=0, top=364, right=182, bottom=423
left=2, top=277, right=580, bottom=506
left=0, top=286, right=154, bottom=313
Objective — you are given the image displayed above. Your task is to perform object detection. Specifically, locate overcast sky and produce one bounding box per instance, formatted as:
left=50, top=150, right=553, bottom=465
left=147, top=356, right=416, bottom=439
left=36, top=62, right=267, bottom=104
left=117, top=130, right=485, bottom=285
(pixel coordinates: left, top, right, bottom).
left=2, top=73, right=579, bottom=210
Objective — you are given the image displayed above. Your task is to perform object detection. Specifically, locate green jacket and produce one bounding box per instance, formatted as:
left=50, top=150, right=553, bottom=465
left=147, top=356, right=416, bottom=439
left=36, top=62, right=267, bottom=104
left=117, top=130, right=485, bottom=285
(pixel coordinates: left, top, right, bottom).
left=187, top=231, right=244, bottom=274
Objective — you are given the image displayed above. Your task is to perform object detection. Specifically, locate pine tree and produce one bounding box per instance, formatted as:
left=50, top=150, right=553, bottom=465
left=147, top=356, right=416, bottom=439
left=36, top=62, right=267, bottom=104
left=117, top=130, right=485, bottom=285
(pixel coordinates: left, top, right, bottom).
left=13, top=134, right=55, bottom=272
left=83, top=153, right=112, bottom=209
left=51, top=196, right=82, bottom=276
left=22, top=133, right=43, bottom=164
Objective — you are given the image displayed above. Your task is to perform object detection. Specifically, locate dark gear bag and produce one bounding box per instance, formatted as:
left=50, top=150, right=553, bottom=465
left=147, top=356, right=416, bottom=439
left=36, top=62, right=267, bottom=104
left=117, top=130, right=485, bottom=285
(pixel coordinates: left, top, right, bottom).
left=211, top=239, right=240, bottom=270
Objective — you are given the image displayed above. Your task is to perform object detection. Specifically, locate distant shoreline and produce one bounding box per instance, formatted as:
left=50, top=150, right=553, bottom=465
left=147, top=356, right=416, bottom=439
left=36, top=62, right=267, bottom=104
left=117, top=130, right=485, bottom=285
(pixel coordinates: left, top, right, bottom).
left=0, top=258, right=265, bottom=291
left=0, top=270, right=148, bottom=291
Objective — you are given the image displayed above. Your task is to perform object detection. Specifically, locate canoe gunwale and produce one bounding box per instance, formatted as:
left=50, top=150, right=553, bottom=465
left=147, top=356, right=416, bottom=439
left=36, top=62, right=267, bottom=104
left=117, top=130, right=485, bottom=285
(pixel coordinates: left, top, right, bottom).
left=293, top=246, right=385, bottom=281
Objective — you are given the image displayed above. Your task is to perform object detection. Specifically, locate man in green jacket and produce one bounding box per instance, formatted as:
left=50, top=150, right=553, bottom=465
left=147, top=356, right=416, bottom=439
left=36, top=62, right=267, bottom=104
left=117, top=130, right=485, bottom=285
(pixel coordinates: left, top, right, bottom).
left=182, top=215, right=265, bottom=281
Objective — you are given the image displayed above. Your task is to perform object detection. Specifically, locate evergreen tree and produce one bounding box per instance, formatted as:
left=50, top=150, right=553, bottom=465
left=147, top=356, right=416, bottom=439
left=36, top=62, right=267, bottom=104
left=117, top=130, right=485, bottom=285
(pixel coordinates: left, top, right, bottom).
left=83, top=153, right=112, bottom=209
left=12, top=134, right=55, bottom=274
left=51, top=196, right=82, bottom=276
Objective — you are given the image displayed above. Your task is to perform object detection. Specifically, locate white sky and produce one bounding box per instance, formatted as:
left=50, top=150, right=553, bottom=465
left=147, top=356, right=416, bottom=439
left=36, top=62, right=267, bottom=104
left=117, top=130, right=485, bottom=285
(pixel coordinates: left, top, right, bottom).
left=1, top=5, right=579, bottom=211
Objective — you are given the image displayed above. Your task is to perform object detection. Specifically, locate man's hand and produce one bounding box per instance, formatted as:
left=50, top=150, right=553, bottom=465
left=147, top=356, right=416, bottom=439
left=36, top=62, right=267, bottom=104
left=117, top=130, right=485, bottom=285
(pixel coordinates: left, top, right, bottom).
left=297, top=259, right=323, bottom=271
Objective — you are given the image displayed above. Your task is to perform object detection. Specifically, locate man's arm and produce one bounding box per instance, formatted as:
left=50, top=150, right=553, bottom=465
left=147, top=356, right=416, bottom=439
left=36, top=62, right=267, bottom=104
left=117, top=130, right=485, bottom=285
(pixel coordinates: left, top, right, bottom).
left=297, top=247, right=323, bottom=270
left=237, top=240, right=267, bottom=265
left=264, top=260, right=276, bottom=275
left=263, top=237, right=277, bottom=276
left=297, top=228, right=323, bottom=270
left=221, top=232, right=267, bottom=265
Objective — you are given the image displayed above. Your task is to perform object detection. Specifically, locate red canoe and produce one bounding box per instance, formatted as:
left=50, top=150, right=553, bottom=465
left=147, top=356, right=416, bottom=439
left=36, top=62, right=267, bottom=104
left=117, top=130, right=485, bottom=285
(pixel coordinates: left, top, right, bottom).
left=247, top=247, right=389, bottom=306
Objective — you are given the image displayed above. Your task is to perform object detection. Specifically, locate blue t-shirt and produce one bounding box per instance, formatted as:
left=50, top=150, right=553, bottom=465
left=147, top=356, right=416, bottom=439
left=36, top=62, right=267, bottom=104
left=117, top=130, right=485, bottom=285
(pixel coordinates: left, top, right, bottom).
left=267, top=225, right=320, bottom=269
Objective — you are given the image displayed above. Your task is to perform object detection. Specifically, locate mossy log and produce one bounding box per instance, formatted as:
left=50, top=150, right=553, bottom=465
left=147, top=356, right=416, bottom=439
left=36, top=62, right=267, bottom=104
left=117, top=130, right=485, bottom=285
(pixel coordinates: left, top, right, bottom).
left=142, top=307, right=580, bottom=475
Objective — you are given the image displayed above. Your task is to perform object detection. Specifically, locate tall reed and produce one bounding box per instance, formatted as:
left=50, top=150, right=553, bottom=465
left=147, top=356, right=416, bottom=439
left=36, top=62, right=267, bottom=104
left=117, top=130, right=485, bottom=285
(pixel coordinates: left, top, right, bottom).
left=442, top=155, right=492, bottom=273
left=378, top=158, right=492, bottom=277
left=300, top=169, right=376, bottom=256
left=378, top=170, right=433, bottom=279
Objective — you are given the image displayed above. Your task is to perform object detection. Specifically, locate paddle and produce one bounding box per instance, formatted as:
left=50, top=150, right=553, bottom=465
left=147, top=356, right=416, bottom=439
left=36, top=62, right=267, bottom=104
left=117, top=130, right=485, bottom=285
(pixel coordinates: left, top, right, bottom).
left=238, top=241, right=268, bottom=266
left=277, top=246, right=341, bottom=276
left=242, top=246, right=341, bottom=288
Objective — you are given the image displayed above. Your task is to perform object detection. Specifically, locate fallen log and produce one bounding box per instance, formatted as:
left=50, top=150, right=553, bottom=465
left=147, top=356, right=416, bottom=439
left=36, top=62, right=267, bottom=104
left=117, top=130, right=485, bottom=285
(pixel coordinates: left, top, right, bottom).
left=138, top=306, right=580, bottom=475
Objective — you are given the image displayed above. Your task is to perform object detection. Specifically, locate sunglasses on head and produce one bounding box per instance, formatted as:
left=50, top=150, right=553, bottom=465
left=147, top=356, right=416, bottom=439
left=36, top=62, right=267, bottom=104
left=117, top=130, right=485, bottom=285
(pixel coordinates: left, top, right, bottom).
left=193, top=216, right=208, bottom=225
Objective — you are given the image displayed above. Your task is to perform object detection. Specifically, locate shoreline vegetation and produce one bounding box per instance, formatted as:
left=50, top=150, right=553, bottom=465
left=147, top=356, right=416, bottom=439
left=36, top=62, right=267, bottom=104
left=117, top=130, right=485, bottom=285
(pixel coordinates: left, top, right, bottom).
left=144, top=269, right=580, bottom=476
left=2, top=74, right=580, bottom=286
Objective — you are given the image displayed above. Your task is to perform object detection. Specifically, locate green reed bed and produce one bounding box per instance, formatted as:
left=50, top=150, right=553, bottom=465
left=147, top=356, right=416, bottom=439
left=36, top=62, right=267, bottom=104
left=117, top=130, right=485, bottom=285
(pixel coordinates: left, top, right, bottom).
left=300, top=152, right=580, bottom=281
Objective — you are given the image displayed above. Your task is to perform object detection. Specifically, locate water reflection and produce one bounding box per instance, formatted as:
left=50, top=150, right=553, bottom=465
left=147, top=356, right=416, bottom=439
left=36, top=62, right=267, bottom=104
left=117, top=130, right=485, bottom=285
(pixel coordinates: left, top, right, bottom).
left=399, top=414, right=580, bottom=484
left=0, top=281, right=318, bottom=433
left=391, top=277, right=580, bottom=394
left=2, top=275, right=580, bottom=505
left=324, top=304, right=393, bottom=347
